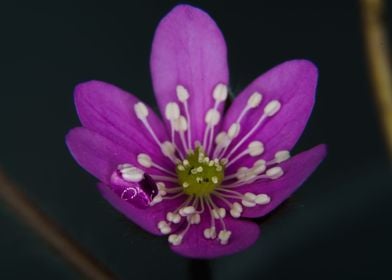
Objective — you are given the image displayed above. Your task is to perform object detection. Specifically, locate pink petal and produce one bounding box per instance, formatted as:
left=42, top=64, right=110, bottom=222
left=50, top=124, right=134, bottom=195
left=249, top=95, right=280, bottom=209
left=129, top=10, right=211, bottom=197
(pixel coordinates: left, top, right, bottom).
left=170, top=214, right=260, bottom=259
left=66, top=127, right=135, bottom=184
left=74, top=80, right=171, bottom=168
left=239, top=144, right=327, bottom=218
left=222, top=60, right=318, bottom=172
left=150, top=5, right=229, bottom=144
left=98, top=183, right=184, bottom=235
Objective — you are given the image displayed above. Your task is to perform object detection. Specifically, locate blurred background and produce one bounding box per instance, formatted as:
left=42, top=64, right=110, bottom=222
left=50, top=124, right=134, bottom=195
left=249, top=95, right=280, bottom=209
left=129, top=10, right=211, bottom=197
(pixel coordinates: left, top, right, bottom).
left=1, top=0, right=391, bottom=279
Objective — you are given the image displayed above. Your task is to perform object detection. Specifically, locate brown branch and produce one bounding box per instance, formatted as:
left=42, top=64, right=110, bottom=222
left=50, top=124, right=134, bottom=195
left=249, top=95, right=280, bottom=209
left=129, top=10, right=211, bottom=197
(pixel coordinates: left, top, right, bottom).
left=361, top=0, right=392, bottom=160
left=0, top=170, right=115, bottom=280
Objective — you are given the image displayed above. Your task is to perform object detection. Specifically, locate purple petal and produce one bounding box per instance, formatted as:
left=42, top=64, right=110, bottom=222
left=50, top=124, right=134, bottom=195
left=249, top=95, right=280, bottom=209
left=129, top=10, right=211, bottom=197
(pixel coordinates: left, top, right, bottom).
left=170, top=215, right=260, bottom=259
left=150, top=5, right=229, bottom=143
left=74, top=80, right=171, bottom=167
left=239, top=144, right=327, bottom=218
left=66, top=127, right=136, bottom=184
left=222, top=60, right=318, bottom=171
left=97, top=183, right=184, bottom=235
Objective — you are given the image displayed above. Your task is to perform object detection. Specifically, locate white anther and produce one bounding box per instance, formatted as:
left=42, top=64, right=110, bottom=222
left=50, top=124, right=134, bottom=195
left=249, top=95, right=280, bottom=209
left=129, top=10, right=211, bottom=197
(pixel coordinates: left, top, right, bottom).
left=182, top=182, right=189, bottom=188
left=228, top=123, right=240, bottom=139
left=211, top=176, right=218, bottom=184
left=253, top=163, right=266, bottom=175
left=255, top=194, right=271, bottom=205
left=134, top=102, right=148, bottom=119
left=205, top=108, right=221, bottom=126
left=183, top=159, right=190, bottom=166
left=173, top=116, right=188, bottom=132
left=236, top=167, right=249, bottom=180
left=158, top=220, right=171, bottom=234
left=176, top=85, right=190, bottom=102
left=168, top=234, right=183, bottom=246
left=218, top=230, right=232, bottom=245
left=165, top=102, right=180, bottom=120
left=264, top=100, right=281, bottom=116
left=247, top=92, right=263, bottom=108
left=188, top=213, right=201, bottom=224
left=157, top=182, right=166, bottom=190
left=137, top=153, right=152, bottom=168
left=203, top=227, right=216, bottom=239
left=177, top=165, right=185, bottom=171
left=150, top=195, right=162, bottom=206
left=248, top=141, right=264, bottom=156
left=242, top=192, right=257, bottom=207
left=118, top=164, right=144, bottom=182
left=161, top=141, right=176, bottom=157
left=179, top=206, right=196, bottom=216
left=254, top=159, right=266, bottom=167
left=213, top=83, right=228, bottom=102
left=196, top=166, right=203, bottom=173
left=230, top=202, right=243, bottom=218
left=266, top=167, right=284, bottom=179
left=275, top=150, right=291, bottom=163
left=158, top=189, right=167, bottom=196
left=212, top=208, right=226, bottom=219
left=166, top=212, right=181, bottom=224
left=220, top=158, right=228, bottom=165
left=215, top=132, right=230, bottom=147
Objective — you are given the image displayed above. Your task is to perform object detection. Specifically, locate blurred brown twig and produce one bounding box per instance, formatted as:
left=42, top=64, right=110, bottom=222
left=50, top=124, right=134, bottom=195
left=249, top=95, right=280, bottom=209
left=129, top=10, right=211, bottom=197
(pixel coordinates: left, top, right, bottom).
left=0, top=170, right=115, bottom=280
left=361, top=0, right=392, bottom=160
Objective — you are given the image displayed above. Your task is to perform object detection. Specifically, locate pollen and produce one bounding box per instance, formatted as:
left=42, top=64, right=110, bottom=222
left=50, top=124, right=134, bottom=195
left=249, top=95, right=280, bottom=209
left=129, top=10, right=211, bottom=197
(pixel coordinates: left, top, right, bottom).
left=176, top=147, right=225, bottom=196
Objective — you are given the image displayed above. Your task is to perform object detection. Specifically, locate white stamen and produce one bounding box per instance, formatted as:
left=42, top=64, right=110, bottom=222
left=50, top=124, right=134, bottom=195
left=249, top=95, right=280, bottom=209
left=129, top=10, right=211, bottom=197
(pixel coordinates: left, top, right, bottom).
left=203, top=227, right=216, bottom=239
left=275, top=150, right=291, bottom=163
left=247, top=92, right=263, bottom=108
left=248, top=141, right=264, bottom=156
left=266, top=167, right=284, bottom=179
left=211, top=176, right=218, bottom=184
left=134, top=102, right=148, bottom=119
left=176, top=85, right=190, bottom=102
left=173, top=116, right=188, bottom=132
left=212, top=208, right=226, bottom=219
left=253, top=161, right=267, bottom=175
left=255, top=194, right=271, bottom=205
left=188, top=213, right=201, bottom=224
left=150, top=195, right=163, bottom=206
left=229, top=202, right=243, bottom=218
left=264, top=100, right=281, bottom=116
left=165, top=102, right=180, bottom=120
left=118, top=164, right=144, bottom=182
left=215, top=132, right=230, bottom=147
left=161, top=141, right=176, bottom=158
left=166, top=212, right=181, bottom=224
left=158, top=220, right=171, bottom=234
left=218, top=230, right=232, bottom=245
left=205, top=108, right=221, bottom=126
left=179, top=206, right=196, bottom=216
left=228, top=123, right=240, bottom=139
left=182, top=182, right=189, bottom=188
left=168, top=234, right=183, bottom=246
left=213, top=83, right=228, bottom=102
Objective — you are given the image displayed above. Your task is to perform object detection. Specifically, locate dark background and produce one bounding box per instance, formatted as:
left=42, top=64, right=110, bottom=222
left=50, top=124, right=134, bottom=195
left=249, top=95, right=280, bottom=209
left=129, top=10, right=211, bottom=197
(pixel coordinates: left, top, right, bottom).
left=1, top=0, right=391, bottom=279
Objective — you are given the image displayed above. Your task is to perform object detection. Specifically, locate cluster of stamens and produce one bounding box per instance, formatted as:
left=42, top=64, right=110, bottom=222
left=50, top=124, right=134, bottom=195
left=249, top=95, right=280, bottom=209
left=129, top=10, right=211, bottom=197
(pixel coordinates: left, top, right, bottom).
left=116, top=83, right=291, bottom=246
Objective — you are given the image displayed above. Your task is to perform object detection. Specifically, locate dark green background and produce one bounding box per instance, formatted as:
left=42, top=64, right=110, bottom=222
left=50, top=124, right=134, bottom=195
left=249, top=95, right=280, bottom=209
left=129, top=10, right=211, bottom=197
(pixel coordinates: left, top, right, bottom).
left=1, top=0, right=391, bottom=279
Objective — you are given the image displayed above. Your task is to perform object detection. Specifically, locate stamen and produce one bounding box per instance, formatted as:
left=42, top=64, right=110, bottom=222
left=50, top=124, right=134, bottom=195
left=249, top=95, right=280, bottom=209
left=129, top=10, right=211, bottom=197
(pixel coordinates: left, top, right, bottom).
left=224, top=100, right=281, bottom=160
left=226, top=141, right=264, bottom=168
left=137, top=153, right=176, bottom=176
left=176, top=85, right=192, bottom=150
left=117, top=164, right=144, bottom=182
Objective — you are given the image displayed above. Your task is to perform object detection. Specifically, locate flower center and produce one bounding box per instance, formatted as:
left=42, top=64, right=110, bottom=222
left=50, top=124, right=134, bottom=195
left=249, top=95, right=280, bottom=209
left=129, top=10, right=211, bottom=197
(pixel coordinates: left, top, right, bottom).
left=176, top=147, right=225, bottom=197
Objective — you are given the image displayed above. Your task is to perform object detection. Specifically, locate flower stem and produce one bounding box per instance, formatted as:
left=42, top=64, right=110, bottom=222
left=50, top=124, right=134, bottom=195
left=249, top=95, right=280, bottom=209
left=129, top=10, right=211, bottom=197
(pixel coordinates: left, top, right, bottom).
left=361, top=0, right=392, bottom=160
left=0, top=170, right=115, bottom=280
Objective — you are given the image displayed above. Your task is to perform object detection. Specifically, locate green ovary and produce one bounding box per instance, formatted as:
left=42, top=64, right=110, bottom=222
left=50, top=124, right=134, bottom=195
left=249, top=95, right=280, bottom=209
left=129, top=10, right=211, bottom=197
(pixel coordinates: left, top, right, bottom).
left=176, top=147, right=225, bottom=197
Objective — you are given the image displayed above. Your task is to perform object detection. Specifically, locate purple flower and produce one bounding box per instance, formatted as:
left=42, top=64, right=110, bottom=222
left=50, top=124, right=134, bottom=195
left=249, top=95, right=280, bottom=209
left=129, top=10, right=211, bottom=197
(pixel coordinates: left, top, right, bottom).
left=66, top=4, right=326, bottom=258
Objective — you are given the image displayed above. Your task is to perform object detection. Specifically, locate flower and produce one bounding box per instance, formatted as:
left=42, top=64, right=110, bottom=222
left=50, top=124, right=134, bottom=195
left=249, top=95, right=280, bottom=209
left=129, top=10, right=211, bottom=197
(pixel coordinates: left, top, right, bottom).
left=66, top=4, right=326, bottom=259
